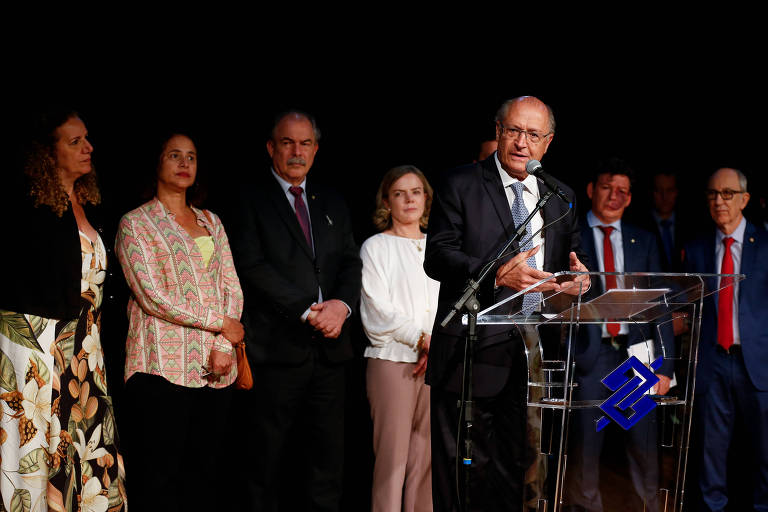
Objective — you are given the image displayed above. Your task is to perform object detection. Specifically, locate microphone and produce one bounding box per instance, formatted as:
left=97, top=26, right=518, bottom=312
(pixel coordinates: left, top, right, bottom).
left=525, top=160, right=571, bottom=205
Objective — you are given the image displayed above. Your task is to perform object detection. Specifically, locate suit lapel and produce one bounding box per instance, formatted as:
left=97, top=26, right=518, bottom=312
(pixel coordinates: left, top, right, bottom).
left=267, top=175, right=315, bottom=260
left=738, top=222, right=757, bottom=303
left=481, top=158, right=516, bottom=239
left=541, top=189, right=560, bottom=269
left=306, top=184, right=328, bottom=263
left=622, top=222, right=638, bottom=272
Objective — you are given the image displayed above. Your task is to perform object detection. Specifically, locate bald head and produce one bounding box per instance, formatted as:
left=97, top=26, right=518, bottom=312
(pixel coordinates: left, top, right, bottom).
left=707, top=167, right=750, bottom=235
left=495, top=96, right=556, bottom=134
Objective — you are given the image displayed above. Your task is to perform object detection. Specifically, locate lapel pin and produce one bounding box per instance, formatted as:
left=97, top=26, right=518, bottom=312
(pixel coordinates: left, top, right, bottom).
left=749, top=237, right=755, bottom=243
left=630, top=238, right=636, bottom=244
left=311, top=195, right=316, bottom=200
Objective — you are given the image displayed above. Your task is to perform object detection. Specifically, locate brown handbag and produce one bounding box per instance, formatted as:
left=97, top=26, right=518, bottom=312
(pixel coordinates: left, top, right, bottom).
left=234, top=341, right=253, bottom=390
left=201, top=209, right=253, bottom=390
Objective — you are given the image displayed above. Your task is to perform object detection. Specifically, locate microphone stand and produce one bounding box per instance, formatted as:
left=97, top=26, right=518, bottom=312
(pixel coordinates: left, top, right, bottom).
left=440, top=190, right=554, bottom=512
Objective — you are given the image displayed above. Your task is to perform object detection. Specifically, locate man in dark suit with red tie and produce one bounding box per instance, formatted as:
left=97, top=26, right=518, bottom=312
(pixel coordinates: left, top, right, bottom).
left=684, top=167, right=768, bottom=511
left=227, top=111, right=362, bottom=511
left=564, top=159, right=675, bottom=512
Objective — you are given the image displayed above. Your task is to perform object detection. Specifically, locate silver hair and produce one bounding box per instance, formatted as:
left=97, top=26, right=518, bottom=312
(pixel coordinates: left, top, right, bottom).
left=494, top=96, right=556, bottom=134
left=711, top=167, right=748, bottom=192
left=271, top=110, right=322, bottom=142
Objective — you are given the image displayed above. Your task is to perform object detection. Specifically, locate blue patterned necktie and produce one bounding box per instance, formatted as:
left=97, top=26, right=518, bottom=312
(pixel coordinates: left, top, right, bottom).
left=511, top=181, right=541, bottom=314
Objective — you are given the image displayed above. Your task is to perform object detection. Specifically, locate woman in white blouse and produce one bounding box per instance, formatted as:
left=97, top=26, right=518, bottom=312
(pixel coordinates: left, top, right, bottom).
left=361, top=165, right=440, bottom=512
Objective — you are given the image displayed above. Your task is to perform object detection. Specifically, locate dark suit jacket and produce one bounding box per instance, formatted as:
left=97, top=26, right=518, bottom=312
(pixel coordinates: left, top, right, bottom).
left=683, top=221, right=768, bottom=392
left=637, top=211, right=686, bottom=272
left=424, top=156, right=586, bottom=395
left=577, top=219, right=675, bottom=378
left=227, top=173, right=362, bottom=366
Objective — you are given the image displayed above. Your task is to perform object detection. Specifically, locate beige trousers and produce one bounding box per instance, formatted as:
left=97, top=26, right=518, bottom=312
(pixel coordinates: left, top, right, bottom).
left=366, top=358, right=433, bottom=512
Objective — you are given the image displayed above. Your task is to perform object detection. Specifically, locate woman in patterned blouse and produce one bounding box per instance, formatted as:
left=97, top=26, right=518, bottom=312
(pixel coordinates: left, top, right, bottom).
left=115, top=133, right=244, bottom=512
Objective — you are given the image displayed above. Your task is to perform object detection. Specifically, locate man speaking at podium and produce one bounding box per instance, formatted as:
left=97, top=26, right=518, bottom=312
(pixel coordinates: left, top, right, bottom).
left=424, top=96, right=589, bottom=511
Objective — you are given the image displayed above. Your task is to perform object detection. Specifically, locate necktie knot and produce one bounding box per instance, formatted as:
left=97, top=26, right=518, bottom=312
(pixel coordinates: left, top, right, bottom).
left=723, top=236, right=735, bottom=250
left=289, top=186, right=303, bottom=198
left=511, top=181, right=525, bottom=199
left=599, top=225, right=614, bottom=238
left=660, top=219, right=672, bottom=228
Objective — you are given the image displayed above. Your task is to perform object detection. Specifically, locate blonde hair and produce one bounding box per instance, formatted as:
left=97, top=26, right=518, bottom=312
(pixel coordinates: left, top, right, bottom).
left=24, top=112, right=100, bottom=217
left=372, top=165, right=433, bottom=231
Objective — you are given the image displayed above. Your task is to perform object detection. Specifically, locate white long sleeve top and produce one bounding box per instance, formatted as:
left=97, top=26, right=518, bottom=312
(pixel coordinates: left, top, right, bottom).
left=360, top=233, right=440, bottom=363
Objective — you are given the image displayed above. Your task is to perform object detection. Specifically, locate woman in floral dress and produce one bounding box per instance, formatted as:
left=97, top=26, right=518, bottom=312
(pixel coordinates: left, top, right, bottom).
left=0, top=110, right=126, bottom=512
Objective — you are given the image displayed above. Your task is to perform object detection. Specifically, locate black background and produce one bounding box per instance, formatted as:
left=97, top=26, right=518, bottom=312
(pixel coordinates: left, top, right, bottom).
left=6, top=42, right=767, bottom=509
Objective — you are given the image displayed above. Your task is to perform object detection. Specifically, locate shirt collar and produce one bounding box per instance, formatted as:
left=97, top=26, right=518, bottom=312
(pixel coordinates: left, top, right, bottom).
left=271, top=167, right=306, bottom=194
left=151, top=197, right=211, bottom=230
left=652, top=209, right=675, bottom=225
left=493, top=152, right=539, bottom=196
left=716, top=215, right=746, bottom=245
left=587, top=209, right=622, bottom=232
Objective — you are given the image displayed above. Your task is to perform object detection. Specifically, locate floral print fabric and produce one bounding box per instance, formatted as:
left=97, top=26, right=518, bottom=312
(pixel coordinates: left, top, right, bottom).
left=0, top=232, right=126, bottom=512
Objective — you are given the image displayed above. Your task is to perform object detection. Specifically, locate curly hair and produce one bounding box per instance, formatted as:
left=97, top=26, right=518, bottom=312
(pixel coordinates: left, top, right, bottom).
left=23, top=110, right=100, bottom=217
left=372, top=165, right=433, bottom=232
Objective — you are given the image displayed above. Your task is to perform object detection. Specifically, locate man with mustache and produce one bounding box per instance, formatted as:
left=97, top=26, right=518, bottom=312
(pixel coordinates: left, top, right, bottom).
left=684, top=167, right=768, bottom=511
left=227, top=111, right=362, bottom=511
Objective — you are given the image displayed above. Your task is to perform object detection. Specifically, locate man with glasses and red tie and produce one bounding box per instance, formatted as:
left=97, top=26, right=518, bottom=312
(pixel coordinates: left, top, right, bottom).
left=684, top=167, right=768, bottom=512
left=564, top=158, right=675, bottom=512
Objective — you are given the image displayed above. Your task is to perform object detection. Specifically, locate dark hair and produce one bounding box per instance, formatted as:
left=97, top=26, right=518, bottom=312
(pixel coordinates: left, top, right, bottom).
left=372, top=165, right=433, bottom=231
left=591, top=157, right=636, bottom=190
left=144, top=131, right=207, bottom=207
left=23, top=108, right=100, bottom=216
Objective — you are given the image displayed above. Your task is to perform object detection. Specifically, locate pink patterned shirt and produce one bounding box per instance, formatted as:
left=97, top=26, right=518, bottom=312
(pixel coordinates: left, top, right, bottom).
left=116, top=198, right=244, bottom=388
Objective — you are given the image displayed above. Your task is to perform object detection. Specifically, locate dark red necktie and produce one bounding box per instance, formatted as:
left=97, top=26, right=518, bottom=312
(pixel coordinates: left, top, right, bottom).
left=718, top=237, right=735, bottom=350
left=599, top=226, right=620, bottom=337
left=289, top=186, right=312, bottom=249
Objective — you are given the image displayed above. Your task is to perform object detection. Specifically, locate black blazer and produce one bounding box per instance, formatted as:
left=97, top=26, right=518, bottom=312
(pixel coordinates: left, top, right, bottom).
left=227, top=173, right=362, bottom=366
left=636, top=211, right=687, bottom=272
left=424, top=156, right=586, bottom=394
left=576, top=219, right=675, bottom=377
left=0, top=187, right=125, bottom=324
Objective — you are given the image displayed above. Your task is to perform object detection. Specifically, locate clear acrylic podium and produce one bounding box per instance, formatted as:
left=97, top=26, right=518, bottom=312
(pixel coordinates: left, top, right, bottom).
left=465, top=271, right=743, bottom=511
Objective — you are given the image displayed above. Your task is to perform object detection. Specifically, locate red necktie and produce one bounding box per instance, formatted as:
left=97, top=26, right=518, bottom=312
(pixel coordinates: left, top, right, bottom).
left=718, top=237, right=735, bottom=350
left=599, top=226, right=620, bottom=337
left=289, top=186, right=312, bottom=249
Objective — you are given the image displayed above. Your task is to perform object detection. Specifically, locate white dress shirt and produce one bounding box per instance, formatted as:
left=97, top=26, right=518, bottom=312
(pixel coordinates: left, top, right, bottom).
left=494, top=153, right=545, bottom=270
left=715, top=216, right=746, bottom=346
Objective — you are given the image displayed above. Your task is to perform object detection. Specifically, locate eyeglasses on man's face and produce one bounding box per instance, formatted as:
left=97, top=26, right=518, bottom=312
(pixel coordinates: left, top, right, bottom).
left=498, top=125, right=551, bottom=145
left=706, top=188, right=745, bottom=201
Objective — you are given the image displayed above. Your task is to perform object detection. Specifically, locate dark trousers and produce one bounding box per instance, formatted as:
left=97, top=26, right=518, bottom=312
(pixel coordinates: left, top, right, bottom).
left=430, top=347, right=528, bottom=512
left=565, top=342, right=661, bottom=512
left=697, top=348, right=768, bottom=512
left=121, top=373, right=233, bottom=512
left=239, top=349, right=346, bottom=512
